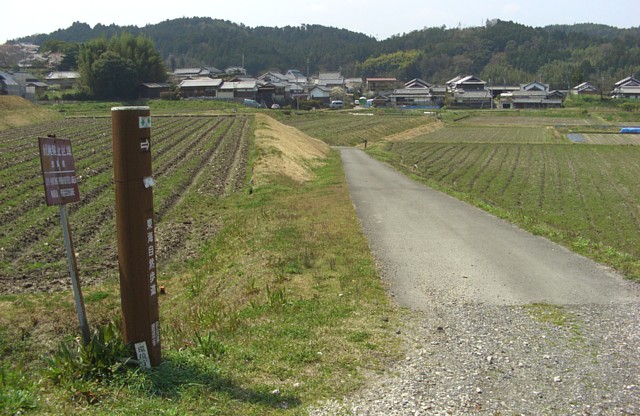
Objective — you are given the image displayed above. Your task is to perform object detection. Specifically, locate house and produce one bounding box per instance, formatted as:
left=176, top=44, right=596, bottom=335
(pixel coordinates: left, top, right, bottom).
left=390, top=78, right=441, bottom=108
left=285, top=69, right=306, bottom=83
left=571, top=82, right=598, bottom=96
left=258, top=71, right=289, bottom=84
left=173, top=67, right=222, bottom=80
left=256, top=81, right=287, bottom=106
left=218, top=79, right=257, bottom=100
left=316, top=72, right=345, bottom=89
left=0, top=71, right=20, bottom=95
left=447, top=75, right=486, bottom=92
left=611, top=76, right=640, bottom=99
left=366, top=77, right=397, bottom=94
left=308, top=85, right=332, bottom=104
left=139, top=82, right=171, bottom=99
left=179, top=77, right=223, bottom=98
left=500, top=81, right=564, bottom=109
left=447, top=75, right=492, bottom=108
left=45, top=71, right=80, bottom=89
left=344, top=77, right=363, bottom=94
left=25, top=81, right=49, bottom=100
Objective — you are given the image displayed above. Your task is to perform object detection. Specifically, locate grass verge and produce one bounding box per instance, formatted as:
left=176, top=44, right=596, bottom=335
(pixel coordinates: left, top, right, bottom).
left=0, top=148, right=400, bottom=415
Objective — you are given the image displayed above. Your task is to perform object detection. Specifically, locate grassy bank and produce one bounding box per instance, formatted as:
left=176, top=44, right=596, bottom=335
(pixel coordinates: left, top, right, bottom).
left=0, top=96, right=60, bottom=131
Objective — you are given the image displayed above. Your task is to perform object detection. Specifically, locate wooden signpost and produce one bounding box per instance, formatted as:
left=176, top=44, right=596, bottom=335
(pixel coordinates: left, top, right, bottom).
left=111, top=106, right=161, bottom=368
left=38, top=135, right=91, bottom=346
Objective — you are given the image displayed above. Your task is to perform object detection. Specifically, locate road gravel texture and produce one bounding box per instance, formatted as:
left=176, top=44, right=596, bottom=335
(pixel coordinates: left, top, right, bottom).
left=309, top=148, right=640, bottom=415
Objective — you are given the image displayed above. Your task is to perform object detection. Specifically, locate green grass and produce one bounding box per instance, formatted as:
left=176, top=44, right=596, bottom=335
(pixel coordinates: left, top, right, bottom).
left=0, top=148, right=399, bottom=415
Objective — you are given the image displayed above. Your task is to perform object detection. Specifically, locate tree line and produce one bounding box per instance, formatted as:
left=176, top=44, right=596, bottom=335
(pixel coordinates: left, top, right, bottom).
left=17, top=17, right=640, bottom=91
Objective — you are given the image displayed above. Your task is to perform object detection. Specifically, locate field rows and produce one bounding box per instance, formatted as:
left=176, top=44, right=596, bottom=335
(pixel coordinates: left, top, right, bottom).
left=0, top=115, right=251, bottom=293
left=279, top=112, right=430, bottom=146
left=580, top=133, right=640, bottom=145
left=390, top=140, right=640, bottom=265
left=409, top=126, right=554, bottom=143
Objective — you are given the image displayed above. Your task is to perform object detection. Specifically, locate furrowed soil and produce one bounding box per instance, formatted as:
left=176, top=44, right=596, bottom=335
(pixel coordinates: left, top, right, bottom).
left=1, top=114, right=250, bottom=294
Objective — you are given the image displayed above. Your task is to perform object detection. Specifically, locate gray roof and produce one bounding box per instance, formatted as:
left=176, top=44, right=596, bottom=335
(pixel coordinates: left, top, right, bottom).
left=220, top=80, right=257, bottom=90
left=141, top=83, right=170, bottom=88
left=45, top=71, right=80, bottom=80
left=0, top=71, right=19, bottom=86
left=614, top=76, right=640, bottom=87
left=179, top=78, right=223, bottom=88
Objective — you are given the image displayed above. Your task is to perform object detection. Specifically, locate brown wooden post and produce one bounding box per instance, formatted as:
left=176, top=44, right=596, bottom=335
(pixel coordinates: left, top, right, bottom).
left=111, top=106, right=161, bottom=367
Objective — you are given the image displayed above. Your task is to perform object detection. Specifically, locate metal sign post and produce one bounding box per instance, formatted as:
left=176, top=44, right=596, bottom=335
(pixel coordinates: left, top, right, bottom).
left=38, top=136, right=91, bottom=346
left=111, top=106, right=161, bottom=367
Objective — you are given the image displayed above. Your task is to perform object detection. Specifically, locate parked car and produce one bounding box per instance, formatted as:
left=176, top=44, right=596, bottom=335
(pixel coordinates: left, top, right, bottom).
left=243, top=99, right=261, bottom=108
left=329, top=100, right=344, bottom=109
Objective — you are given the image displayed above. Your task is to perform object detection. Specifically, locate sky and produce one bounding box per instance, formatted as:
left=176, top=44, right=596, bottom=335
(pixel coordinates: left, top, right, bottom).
left=2, top=0, right=638, bottom=44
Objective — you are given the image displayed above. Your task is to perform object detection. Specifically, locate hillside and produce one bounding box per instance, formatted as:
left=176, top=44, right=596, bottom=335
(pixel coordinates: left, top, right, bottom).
left=12, top=17, right=640, bottom=89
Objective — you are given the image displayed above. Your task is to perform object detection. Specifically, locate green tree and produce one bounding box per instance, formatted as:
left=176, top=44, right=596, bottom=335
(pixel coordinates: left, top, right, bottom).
left=77, top=38, right=109, bottom=94
left=108, top=33, right=167, bottom=84
left=77, top=33, right=166, bottom=99
left=90, top=51, right=138, bottom=99
left=571, top=68, right=585, bottom=88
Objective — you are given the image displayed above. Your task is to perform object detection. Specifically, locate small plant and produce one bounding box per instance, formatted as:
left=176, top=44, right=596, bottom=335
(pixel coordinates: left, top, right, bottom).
left=45, top=321, right=134, bottom=385
left=0, top=365, right=37, bottom=414
left=193, top=332, right=226, bottom=359
left=266, top=285, right=289, bottom=309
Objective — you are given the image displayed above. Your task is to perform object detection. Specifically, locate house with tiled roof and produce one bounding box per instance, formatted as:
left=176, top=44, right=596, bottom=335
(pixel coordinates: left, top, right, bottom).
left=365, top=77, right=397, bottom=94
left=45, top=71, right=79, bottom=89
left=611, top=76, right=640, bottom=99
left=571, top=82, right=598, bottom=96
left=389, top=78, right=442, bottom=108
left=178, top=77, right=223, bottom=98
left=316, top=72, right=345, bottom=88
left=500, top=81, right=564, bottom=109
left=447, top=75, right=492, bottom=108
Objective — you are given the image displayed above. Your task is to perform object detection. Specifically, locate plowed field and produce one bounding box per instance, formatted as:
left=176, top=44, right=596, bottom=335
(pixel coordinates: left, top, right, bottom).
left=0, top=115, right=251, bottom=293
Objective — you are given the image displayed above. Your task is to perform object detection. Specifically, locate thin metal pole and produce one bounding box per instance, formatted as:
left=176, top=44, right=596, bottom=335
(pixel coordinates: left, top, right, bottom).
left=59, top=204, right=91, bottom=345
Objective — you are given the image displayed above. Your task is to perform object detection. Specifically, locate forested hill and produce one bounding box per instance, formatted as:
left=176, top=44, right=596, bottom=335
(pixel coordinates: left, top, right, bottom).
left=17, top=17, right=640, bottom=89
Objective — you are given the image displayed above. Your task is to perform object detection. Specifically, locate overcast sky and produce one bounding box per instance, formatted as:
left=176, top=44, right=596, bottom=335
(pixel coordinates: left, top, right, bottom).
left=2, top=0, right=638, bottom=44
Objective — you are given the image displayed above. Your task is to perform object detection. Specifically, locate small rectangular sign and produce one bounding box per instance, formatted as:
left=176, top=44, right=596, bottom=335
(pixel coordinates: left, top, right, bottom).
left=134, top=342, right=151, bottom=369
left=38, top=137, right=80, bottom=206
left=139, top=116, right=152, bottom=129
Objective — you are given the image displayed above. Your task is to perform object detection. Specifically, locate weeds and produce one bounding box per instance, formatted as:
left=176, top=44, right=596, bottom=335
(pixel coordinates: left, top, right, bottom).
left=45, top=321, right=134, bottom=385
left=0, top=365, right=37, bottom=415
left=193, top=332, right=226, bottom=359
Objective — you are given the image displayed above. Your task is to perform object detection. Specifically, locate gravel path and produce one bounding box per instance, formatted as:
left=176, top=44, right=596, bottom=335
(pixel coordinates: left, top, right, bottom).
left=309, top=149, right=640, bottom=415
